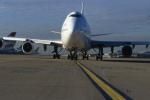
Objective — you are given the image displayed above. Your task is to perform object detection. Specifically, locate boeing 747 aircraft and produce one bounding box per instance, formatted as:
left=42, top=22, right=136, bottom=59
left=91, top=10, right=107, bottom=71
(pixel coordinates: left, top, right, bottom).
left=2, top=3, right=150, bottom=60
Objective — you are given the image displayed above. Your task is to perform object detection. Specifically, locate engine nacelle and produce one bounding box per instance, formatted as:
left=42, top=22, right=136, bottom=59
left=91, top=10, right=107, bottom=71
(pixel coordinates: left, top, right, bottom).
left=122, top=46, right=132, bottom=57
left=22, top=41, right=34, bottom=54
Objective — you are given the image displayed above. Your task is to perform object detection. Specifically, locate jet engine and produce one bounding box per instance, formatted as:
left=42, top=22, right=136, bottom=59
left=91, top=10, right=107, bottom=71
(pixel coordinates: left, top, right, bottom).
left=122, top=46, right=132, bottom=57
left=22, top=41, right=34, bottom=54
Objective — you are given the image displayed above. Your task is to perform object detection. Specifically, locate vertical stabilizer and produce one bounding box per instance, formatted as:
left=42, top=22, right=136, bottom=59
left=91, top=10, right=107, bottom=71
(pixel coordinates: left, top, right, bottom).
left=81, top=0, right=85, bottom=15
left=8, top=32, right=16, bottom=37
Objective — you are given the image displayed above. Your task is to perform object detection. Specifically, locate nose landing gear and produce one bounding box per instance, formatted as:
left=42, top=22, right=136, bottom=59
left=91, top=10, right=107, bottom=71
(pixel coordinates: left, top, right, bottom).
left=67, top=50, right=78, bottom=60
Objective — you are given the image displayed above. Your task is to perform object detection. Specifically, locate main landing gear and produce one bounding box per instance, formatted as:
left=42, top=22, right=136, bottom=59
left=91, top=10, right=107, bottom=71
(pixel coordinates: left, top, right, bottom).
left=52, top=45, right=60, bottom=59
left=96, top=47, right=103, bottom=61
left=82, top=51, right=89, bottom=60
left=110, top=46, right=114, bottom=58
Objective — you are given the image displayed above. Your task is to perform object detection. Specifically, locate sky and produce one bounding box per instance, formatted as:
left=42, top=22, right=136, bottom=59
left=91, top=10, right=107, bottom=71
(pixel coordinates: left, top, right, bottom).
left=0, top=0, right=150, bottom=41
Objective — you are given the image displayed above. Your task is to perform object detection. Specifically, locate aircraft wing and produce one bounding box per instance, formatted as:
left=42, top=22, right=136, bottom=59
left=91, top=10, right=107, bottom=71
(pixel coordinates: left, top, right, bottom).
left=3, top=37, right=62, bottom=46
left=91, top=40, right=150, bottom=48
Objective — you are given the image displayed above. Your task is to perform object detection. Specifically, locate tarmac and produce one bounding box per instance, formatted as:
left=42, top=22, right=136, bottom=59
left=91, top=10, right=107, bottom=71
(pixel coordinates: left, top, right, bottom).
left=0, top=55, right=149, bottom=100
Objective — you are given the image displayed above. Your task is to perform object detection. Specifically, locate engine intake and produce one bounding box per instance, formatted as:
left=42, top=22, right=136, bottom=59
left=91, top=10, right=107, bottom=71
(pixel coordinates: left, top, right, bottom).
left=22, top=41, right=33, bottom=54
left=122, top=46, right=132, bottom=57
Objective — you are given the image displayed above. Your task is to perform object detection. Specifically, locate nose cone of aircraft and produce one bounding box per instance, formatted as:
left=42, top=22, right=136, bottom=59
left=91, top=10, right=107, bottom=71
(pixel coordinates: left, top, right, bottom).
left=67, top=12, right=83, bottom=33
left=62, top=11, right=90, bottom=49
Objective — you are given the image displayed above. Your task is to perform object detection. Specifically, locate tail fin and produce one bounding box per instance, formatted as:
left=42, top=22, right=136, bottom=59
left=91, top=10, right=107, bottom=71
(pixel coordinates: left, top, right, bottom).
left=81, top=0, right=85, bottom=15
left=7, top=32, right=16, bottom=37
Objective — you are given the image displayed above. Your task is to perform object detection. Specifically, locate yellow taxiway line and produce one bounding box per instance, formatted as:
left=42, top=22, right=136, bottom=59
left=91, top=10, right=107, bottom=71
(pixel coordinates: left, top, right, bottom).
left=77, top=61, right=126, bottom=100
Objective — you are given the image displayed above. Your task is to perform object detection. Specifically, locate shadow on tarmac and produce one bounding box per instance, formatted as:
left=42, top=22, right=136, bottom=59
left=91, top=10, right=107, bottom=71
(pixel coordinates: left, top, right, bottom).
left=103, top=59, right=150, bottom=63
left=26, top=55, right=150, bottom=63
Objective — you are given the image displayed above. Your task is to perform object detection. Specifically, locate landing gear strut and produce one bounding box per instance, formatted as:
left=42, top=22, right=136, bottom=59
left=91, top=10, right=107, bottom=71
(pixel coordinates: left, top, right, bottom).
left=52, top=45, right=60, bottom=59
left=96, top=47, right=103, bottom=61
left=110, top=46, right=114, bottom=58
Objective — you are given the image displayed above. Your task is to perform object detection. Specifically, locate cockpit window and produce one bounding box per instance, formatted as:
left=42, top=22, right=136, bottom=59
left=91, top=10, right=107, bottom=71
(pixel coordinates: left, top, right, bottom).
left=70, top=14, right=81, bottom=17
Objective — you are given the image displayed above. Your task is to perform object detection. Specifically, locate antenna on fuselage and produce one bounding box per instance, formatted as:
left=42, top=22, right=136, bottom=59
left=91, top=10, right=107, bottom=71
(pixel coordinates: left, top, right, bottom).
left=81, top=0, right=85, bottom=15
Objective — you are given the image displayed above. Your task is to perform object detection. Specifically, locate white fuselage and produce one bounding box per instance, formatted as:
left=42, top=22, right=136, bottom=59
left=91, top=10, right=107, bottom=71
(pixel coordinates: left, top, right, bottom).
left=61, top=12, right=91, bottom=50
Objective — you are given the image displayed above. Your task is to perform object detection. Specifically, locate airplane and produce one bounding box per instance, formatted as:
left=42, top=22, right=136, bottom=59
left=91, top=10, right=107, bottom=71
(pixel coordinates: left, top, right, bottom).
left=0, top=32, right=40, bottom=54
left=1, top=2, right=150, bottom=60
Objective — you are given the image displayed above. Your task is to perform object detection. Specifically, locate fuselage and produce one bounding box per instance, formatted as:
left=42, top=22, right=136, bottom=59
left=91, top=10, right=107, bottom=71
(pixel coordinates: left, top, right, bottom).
left=61, top=11, right=91, bottom=50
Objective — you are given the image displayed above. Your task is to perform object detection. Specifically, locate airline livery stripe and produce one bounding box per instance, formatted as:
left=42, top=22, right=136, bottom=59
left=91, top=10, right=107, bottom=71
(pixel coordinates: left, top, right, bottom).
left=77, top=62, right=126, bottom=100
